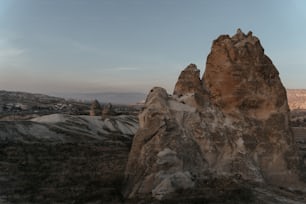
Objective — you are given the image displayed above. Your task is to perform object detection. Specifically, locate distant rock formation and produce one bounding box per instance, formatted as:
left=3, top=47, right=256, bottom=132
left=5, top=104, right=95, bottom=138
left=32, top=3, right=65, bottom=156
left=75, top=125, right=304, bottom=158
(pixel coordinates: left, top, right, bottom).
left=287, top=89, right=306, bottom=110
left=89, top=99, right=101, bottom=116
left=101, top=103, right=115, bottom=119
left=0, top=90, right=89, bottom=119
left=123, top=29, right=302, bottom=200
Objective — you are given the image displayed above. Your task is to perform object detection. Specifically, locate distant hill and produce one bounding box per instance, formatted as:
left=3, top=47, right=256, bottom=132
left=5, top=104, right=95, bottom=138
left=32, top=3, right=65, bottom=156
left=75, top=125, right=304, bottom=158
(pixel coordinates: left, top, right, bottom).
left=0, top=90, right=89, bottom=117
left=50, top=92, right=146, bottom=105
left=0, top=90, right=65, bottom=104
left=0, top=90, right=145, bottom=120
left=3, top=89, right=305, bottom=109
left=287, top=89, right=306, bottom=110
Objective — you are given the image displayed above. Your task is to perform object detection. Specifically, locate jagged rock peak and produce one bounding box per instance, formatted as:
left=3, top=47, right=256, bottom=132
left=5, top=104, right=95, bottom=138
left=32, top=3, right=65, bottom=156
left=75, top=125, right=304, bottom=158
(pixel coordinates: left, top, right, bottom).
left=234, top=28, right=252, bottom=40
left=123, top=30, right=302, bottom=201
left=211, top=29, right=262, bottom=61
left=173, top=64, right=201, bottom=96
left=173, top=64, right=209, bottom=108
left=203, top=29, right=286, bottom=119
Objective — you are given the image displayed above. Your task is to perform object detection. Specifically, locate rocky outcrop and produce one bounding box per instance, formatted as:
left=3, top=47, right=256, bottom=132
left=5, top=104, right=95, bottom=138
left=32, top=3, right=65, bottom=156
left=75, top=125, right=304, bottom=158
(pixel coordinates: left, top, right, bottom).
left=202, top=29, right=299, bottom=185
left=102, top=103, right=115, bottom=119
left=173, top=63, right=209, bottom=108
left=89, top=99, right=101, bottom=116
left=204, top=29, right=288, bottom=120
left=173, top=64, right=202, bottom=96
left=123, top=30, right=303, bottom=201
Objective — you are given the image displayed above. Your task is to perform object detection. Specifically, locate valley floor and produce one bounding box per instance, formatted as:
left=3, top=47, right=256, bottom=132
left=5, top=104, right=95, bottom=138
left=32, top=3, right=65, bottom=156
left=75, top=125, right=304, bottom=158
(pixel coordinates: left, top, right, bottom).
left=0, top=114, right=305, bottom=203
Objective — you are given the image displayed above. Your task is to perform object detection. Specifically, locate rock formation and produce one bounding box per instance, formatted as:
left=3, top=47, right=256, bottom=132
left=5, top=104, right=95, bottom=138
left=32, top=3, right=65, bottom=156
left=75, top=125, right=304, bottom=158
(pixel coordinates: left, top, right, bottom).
left=123, top=29, right=302, bottom=201
left=173, top=63, right=209, bottom=108
left=287, top=89, right=306, bottom=110
left=89, top=99, right=101, bottom=116
left=101, top=103, right=114, bottom=119
left=204, top=29, right=288, bottom=119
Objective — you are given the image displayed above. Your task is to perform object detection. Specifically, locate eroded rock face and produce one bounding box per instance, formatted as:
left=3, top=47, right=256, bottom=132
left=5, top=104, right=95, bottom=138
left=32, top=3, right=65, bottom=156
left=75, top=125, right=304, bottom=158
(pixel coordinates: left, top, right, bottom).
left=123, top=30, right=301, bottom=201
left=173, top=63, right=209, bottom=108
left=173, top=64, right=202, bottom=96
left=204, top=29, right=288, bottom=120
left=102, top=103, right=114, bottom=119
left=89, top=99, right=101, bottom=116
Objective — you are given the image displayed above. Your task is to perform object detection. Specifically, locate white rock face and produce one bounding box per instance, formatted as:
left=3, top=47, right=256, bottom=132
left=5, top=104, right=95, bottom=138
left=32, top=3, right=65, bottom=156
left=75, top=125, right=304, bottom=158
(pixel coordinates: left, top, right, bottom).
left=31, top=114, right=67, bottom=123
left=2, top=114, right=138, bottom=144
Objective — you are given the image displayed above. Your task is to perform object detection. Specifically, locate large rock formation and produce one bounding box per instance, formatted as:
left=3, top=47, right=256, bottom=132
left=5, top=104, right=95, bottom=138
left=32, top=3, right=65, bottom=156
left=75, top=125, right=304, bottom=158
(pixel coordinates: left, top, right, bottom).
left=204, top=29, right=288, bottom=119
left=123, top=30, right=302, bottom=201
left=202, top=29, right=299, bottom=184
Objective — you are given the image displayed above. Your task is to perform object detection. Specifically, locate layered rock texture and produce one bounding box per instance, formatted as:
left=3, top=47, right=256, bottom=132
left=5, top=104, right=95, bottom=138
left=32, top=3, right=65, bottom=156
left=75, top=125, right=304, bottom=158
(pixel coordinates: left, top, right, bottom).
left=204, top=29, right=288, bottom=119
left=123, top=30, right=304, bottom=202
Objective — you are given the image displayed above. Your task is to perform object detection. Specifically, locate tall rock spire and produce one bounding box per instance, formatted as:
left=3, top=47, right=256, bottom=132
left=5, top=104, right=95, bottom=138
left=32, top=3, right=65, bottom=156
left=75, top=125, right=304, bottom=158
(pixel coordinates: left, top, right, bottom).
left=123, top=30, right=301, bottom=201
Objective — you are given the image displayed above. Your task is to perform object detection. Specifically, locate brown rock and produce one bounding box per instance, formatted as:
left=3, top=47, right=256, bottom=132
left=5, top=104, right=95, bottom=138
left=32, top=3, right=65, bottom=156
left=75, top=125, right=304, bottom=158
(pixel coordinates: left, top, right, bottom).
left=89, top=99, right=101, bottom=116
left=101, top=103, right=114, bottom=119
left=123, top=30, right=302, bottom=201
left=202, top=29, right=300, bottom=185
left=203, top=28, right=287, bottom=119
left=173, top=64, right=209, bottom=108
left=173, top=64, right=202, bottom=96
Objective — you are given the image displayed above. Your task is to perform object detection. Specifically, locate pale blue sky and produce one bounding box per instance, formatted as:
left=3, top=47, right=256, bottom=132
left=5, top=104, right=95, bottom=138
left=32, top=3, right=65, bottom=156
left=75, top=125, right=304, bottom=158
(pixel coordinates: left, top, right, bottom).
left=0, top=0, right=305, bottom=94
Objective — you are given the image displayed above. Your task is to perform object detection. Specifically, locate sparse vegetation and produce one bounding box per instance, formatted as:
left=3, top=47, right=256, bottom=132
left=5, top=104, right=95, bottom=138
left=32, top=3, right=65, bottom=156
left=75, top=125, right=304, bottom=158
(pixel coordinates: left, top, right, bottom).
left=0, top=90, right=306, bottom=203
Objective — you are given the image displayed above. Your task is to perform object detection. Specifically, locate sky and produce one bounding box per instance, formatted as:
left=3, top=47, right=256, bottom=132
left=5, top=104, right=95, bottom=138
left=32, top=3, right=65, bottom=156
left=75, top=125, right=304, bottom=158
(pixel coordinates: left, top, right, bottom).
left=0, top=0, right=305, bottom=94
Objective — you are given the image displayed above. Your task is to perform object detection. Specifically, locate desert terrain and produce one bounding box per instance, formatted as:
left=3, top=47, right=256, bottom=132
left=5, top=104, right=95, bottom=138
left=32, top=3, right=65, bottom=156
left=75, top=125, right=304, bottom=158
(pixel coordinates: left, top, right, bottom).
left=0, top=30, right=306, bottom=203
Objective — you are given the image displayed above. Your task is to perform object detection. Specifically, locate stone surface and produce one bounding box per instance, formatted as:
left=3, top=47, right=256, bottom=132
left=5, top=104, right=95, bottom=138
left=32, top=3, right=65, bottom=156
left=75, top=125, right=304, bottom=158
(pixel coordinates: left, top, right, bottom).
left=173, top=63, right=209, bottom=108
left=89, top=99, right=101, bottom=116
left=202, top=29, right=300, bottom=184
left=203, top=29, right=288, bottom=120
left=123, top=30, right=304, bottom=202
left=287, top=89, right=306, bottom=110
left=102, top=103, right=115, bottom=119
left=173, top=64, right=201, bottom=96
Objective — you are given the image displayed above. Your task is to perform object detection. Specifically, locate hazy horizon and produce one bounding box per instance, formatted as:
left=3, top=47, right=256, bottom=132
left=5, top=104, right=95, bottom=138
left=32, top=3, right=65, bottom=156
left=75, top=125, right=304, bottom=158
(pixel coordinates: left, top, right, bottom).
left=1, top=0, right=306, bottom=94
